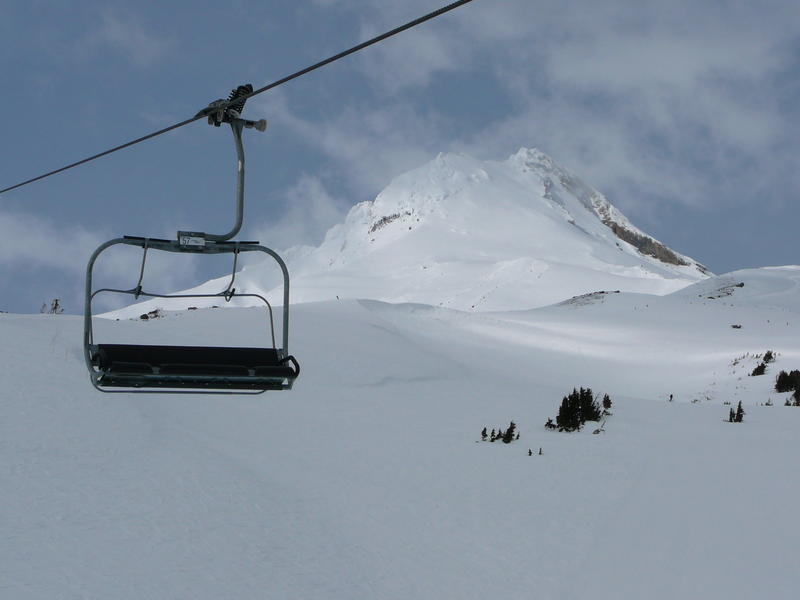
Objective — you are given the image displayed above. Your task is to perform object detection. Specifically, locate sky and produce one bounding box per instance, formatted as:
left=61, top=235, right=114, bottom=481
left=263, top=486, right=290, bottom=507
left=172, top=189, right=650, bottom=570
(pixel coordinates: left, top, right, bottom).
left=1, top=0, right=798, bottom=314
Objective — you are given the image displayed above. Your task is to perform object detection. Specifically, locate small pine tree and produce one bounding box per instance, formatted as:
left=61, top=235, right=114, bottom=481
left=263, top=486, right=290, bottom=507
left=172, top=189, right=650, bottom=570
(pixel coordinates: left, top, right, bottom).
left=481, top=427, right=487, bottom=441
left=556, top=390, right=581, bottom=431
left=579, top=387, right=602, bottom=422
left=544, top=417, right=556, bottom=430
left=528, top=448, right=532, bottom=456
left=490, top=429, right=496, bottom=442
left=729, top=407, right=735, bottom=422
left=502, top=421, right=517, bottom=444
left=602, top=394, right=612, bottom=410
left=735, top=401, right=745, bottom=423
left=751, top=362, right=766, bottom=377
left=48, top=299, right=63, bottom=314
left=764, top=350, right=775, bottom=363
left=793, top=388, right=800, bottom=406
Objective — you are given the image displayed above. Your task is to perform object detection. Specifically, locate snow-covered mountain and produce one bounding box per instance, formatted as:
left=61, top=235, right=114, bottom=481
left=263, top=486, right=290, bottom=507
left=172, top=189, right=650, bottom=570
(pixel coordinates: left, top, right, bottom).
left=273, top=148, right=710, bottom=311
left=110, top=148, right=709, bottom=318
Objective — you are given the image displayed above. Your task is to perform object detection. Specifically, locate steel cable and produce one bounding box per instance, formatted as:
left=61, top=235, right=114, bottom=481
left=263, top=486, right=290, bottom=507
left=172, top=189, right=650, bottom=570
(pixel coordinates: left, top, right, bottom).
left=0, top=0, right=475, bottom=196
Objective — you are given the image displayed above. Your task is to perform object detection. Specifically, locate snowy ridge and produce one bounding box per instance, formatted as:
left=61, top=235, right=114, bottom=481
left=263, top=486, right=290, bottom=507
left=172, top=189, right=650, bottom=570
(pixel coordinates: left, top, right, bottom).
left=277, top=147, right=709, bottom=311
left=109, top=148, right=709, bottom=318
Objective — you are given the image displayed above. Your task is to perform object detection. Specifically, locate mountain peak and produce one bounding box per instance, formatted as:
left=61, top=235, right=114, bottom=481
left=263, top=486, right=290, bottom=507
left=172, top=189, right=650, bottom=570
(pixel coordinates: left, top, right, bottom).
left=271, top=147, right=710, bottom=310
left=509, top=146, right=555, bottom=168
left=128, top=147, right=711, bottom=314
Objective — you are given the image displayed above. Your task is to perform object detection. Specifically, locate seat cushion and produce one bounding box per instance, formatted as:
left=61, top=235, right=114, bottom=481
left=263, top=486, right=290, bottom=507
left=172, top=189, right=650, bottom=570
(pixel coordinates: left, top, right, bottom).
left=95, top=344, right=288, bottom=374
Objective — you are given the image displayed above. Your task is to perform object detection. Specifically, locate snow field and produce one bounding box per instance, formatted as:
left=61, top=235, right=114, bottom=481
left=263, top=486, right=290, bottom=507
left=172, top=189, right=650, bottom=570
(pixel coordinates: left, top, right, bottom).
left=3, top=267, right=800, bottom=598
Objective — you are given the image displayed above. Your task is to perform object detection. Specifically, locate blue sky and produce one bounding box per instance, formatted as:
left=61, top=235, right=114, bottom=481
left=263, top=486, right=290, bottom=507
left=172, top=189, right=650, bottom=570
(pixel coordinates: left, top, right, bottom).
left=1, top=0, right=798, bottom=314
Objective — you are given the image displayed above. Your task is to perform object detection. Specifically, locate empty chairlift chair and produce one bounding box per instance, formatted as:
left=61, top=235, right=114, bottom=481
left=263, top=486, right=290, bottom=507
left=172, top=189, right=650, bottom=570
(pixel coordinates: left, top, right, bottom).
left=84, top=85, right=299, bottom=393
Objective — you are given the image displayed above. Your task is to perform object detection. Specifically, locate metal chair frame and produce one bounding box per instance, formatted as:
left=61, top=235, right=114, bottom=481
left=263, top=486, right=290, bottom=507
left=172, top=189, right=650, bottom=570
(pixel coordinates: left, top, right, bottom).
left=83, top=94, right=298, bottom=394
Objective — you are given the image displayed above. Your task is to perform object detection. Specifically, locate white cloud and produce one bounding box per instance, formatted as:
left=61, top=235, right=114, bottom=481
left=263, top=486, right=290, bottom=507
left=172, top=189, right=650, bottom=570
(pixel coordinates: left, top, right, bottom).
left=355, top=23, right=461, bottom=92
left=0, top=210, right=98, bottom=272
left=298, top=0, right=797, bottom=219
left=257, top=90, right=443, bottom=193
left=0, top=209, right=199, bottom=312
left=249, top=174, right=348, bottom=253
left=87, top=12, right=171, bottom=68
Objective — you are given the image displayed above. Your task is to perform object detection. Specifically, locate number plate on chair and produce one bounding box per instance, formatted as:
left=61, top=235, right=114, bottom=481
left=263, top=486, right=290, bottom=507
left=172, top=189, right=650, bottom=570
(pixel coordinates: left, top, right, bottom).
left=178, top=231, right=206, bottom=247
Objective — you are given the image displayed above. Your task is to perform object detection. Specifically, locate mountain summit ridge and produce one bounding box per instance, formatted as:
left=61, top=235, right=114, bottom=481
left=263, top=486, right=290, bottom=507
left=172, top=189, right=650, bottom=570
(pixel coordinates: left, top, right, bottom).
left=267, top=147, right=709, bottom=310
left=110, top=147, right=711, bottom=316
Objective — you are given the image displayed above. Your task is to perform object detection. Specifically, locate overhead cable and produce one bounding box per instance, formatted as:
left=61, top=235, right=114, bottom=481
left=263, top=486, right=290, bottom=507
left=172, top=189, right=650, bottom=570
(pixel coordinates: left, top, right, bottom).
left=0, top=0, right=475, bottom=196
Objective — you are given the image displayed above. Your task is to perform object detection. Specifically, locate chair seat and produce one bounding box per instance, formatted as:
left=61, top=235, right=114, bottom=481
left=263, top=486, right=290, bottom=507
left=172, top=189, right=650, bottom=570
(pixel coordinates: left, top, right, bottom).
left=92, top=344, right=297, bottom=390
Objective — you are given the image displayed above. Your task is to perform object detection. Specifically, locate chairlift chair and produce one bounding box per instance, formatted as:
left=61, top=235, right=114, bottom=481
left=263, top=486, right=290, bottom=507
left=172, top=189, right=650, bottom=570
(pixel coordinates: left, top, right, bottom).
left=84, top=85, right=299, bottom=393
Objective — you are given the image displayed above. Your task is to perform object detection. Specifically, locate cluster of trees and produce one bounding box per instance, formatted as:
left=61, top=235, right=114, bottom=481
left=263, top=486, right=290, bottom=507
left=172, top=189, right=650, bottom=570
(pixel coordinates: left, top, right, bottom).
left=775, top=369, right=800, bottom=393
left=750, top=350, right=775, bottom=377
left=774, top=369, right=800, bottom=405
left=728, top=401, right=745, bottom=423
left=544, top=388, right=610, bottom=432
left=481, top=421, right=519, bottom=444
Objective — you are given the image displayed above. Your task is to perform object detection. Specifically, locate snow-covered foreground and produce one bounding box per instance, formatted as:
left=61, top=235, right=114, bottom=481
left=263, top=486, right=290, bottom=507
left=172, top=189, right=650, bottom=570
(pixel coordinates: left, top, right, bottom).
left=3, top=268, right=800, bottom=599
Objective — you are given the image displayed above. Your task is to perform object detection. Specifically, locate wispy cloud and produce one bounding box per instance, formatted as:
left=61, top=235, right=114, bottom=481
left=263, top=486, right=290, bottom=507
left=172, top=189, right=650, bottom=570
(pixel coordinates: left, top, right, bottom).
left=250, top=174, right=348, bottom=252
left=85, top=11, right=171, bottom=68
left=0, top=209, right=198, bottom=312
left=257, top=90, right=444, bottom=193
left=301, top=0, right=799, bottom=222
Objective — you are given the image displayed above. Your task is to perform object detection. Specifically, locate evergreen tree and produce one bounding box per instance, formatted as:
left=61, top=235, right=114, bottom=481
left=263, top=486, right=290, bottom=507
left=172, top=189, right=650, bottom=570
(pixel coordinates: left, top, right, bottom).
left=490, top=429, right=496, bottom=442
left=751, top=362, right=766, bottom=376
left=528, top=448, right=532, bottom=456
left=578, top=387, right=602, bottom=422
left=544, top=417, right=556, bottom=430
left=775, top=370, right=792, bottom=392
left=602, top=394, right=612, bottom=410
left=48, top=299, right=63, bottom=314
left=556, top=390, right=581, bottom=431
left=764, top=350, right=775, bottom=363
left=735, top=401, right=745, bottom=423
left=481, top=427, right=487, bottom=441
left=729, top=407, right=735, bottom=422
left=793, top=388, right=800, bottom=406
left=502, top=421, right=517, bottom=443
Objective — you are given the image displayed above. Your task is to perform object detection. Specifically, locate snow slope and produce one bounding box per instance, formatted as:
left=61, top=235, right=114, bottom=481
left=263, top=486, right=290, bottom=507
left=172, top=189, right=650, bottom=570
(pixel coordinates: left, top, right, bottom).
left=109, top=148, right=709, bottom=319
left=3, top=266, right=800, bottom=599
